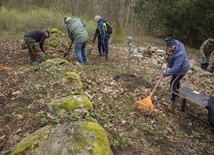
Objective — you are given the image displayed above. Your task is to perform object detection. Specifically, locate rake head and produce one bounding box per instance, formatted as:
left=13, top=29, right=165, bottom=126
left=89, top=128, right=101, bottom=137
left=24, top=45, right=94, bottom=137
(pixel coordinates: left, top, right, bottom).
left=133, top=93, right=154, bottom=113
left=0, top=66, right=10, bottom=71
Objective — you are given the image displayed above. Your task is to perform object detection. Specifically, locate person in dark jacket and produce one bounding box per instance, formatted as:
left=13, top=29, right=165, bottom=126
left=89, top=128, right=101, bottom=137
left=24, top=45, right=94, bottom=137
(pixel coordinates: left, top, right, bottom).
left=64, top=16, right=89, bottom=65
left=92, top=27, right=104, bottom=56
left=160, top=37, right=190, bottom=105
left=94, top=15, right=110, bottom=61
left=24, top=30, right=50, bottom=65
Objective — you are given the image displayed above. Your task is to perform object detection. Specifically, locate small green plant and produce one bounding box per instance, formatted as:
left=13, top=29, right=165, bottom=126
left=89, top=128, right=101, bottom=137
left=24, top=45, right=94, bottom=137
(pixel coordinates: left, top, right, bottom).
left=193, top=146, right=201, bottom=152
left=111, top=135, right=127, bottom=149
left=92, top=100, right=100, bottom=108
left=54, top=116, right=61, bottom=124
left=190, top=131, right=201, bottom=138
left=39, top=111, right=49, bottom=124
left=40, top=116, right=49, bottom=124
left=140, top=132, right=146, bottom=141
left=85, top=112, right=98, bottom=123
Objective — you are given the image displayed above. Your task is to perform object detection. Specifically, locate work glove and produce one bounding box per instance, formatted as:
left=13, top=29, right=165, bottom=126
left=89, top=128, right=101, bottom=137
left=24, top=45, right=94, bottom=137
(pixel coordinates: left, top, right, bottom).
left=100, top=40, right=104, bottom=44
left=41, top=48, right=45, bottom=53
left=159, top=74, right=164, bottom=80
left=33, top=52, right=37, bottom=60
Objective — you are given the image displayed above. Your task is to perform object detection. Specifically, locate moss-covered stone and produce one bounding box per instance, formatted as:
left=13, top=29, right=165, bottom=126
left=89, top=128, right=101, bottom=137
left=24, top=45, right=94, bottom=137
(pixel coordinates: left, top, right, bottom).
left=64, top=71, right=83, bottom=88
left=6, top=125, right=53, bottom=155
left=49, top=95, right=93, bottom=114
left=49, top=40, right=58, bottom=47
left=50, top=28, right=61, bottom=34
left=45, top=58, right=67, bottom=65
left=6, top=122, right=113, bottom=155
left=82, top=122, right=113, bottom=155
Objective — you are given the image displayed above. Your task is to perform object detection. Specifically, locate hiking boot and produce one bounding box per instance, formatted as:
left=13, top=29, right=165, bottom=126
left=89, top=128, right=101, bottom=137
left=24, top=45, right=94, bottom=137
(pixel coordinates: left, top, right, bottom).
left=32, top=61, right=40, bottom=65
left=207, top=68, right=213, bottom=73
left=105, top=53, right=109, bottom=61
left=170, top=98, right=176, bottom=105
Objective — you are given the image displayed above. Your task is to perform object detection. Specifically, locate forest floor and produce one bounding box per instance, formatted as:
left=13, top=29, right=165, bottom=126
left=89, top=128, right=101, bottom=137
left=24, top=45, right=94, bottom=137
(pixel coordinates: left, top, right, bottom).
left=0, top=38, right=214, bottom=155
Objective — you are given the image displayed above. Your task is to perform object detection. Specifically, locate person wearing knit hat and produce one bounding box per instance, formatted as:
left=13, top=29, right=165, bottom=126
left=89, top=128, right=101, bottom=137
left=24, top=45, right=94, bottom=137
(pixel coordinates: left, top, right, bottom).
left=165, top=37, right=176, bottom=46
left=64, top=16, right=89, bottom=65
left=159, top=37, right=190, bottom=106
left=94, top=15, right=111, bottom=61
left=200, top=38, right=214, bottom=72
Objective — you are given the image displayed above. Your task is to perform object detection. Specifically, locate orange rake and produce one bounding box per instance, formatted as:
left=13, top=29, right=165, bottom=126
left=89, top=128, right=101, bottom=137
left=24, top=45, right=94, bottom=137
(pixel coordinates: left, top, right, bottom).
left=134, top=78, right=162, bottom=113
left=0, top=66, right=10, bottom=71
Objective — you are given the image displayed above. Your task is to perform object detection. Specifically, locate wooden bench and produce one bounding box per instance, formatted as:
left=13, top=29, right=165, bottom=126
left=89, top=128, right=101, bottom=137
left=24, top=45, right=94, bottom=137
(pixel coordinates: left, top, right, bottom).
left=172, top=87, right=211, bottom=125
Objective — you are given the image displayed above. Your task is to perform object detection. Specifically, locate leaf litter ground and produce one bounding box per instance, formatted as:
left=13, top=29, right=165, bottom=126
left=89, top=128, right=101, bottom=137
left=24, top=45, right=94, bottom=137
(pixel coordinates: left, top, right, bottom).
left=0, top=39, right=214, bottom=155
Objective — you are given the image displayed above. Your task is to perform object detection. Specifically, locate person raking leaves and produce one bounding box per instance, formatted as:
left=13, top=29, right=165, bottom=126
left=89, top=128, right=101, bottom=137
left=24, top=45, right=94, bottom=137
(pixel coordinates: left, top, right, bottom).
left=24, top=30, right=50, bottom=65
left=159, top=37, right=190, bottom=106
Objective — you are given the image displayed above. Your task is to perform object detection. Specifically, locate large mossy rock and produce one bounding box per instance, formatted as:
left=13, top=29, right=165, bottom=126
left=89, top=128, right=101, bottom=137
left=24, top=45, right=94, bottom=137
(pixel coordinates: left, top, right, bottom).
left=48, top=95, right=93, bottom=114
left=6, top=121, right=113, bottom=155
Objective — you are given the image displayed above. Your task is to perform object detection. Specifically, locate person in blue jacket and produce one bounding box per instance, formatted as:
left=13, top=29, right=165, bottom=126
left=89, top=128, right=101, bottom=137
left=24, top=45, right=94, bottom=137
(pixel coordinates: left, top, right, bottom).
left=92, top=26, right=104, bottom=56
left=94, top=15, right=110, bottom=61
left=160, top=37, right=190, bottom=105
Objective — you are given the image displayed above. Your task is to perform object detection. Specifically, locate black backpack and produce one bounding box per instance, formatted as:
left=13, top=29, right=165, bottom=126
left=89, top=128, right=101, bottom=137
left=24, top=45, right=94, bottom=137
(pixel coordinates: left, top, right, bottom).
left=206, top=96, right=214, bottom=127
left=104, top=22, right=112, bottom=35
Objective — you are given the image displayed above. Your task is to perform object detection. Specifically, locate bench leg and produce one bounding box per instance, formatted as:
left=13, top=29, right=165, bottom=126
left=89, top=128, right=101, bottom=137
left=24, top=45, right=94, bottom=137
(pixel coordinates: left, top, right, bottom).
left=181, top=98, right=186, bottom=112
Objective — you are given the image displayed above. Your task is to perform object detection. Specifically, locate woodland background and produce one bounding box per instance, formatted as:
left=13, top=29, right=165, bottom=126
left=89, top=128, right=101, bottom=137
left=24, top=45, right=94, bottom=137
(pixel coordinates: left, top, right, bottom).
left=0, top=0, right=214, bottom=48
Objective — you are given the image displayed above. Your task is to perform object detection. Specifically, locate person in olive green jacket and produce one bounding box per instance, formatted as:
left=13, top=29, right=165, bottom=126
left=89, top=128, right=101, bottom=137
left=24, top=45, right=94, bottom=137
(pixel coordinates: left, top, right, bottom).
left=200, top=38, right=214, bottom=72
left=64, top=16, right=89, bottom=65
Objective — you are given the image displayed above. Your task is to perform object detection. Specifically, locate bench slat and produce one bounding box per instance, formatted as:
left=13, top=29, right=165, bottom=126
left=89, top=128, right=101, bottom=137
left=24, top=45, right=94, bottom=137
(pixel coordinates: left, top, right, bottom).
left=172, top=87, right=210, bottom=107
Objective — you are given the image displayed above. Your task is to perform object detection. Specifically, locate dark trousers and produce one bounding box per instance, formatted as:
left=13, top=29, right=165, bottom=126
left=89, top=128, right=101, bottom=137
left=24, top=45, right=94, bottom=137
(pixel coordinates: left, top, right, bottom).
left=97, top=39, right=104, bottom=55
left=170, top=74, right=184, bottom=102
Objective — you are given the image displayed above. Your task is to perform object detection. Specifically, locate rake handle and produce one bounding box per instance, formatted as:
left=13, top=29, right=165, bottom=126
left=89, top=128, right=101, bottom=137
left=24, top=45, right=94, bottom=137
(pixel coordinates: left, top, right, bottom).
left=151, top=66, right=168, bottom=94
left=151, top=78, right=162, bottom=94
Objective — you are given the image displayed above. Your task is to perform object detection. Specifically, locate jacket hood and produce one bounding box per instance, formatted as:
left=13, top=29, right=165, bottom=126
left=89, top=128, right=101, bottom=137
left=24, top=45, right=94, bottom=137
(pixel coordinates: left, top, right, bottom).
left=173, top=40, right=185, bottom=54
left=66, top=18, right=80, bottom=25
left=98, top=18, right=107, bottom=23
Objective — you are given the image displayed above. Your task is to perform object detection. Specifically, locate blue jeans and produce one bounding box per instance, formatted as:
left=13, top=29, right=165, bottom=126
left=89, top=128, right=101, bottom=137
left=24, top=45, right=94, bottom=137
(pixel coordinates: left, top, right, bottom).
left=74, top=41, right=87, bottom=64
left=104, top=36, right=110, bottom=54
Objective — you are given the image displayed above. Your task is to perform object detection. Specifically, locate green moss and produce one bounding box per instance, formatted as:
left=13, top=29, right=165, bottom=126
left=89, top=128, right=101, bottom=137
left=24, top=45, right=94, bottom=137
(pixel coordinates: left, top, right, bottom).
left=65, top=71, right=83, bottom=88
left=51, top=95, right=93, bottom=113
left=82, top=122, right=113, bottom=155
left=45, top=58, right=67, bottom=64
left=49, top=40, right=58, bottom=47
left=50, top=28, right=61, bottom=34
left=6, top=125, right=53, bottom=155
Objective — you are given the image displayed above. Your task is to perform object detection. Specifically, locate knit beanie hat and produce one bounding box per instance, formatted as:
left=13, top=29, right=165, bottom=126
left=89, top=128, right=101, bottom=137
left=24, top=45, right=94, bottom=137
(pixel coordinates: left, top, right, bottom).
left=165, top=37, right=176, bottom=46
left=64, top=16, right=71, bottom=24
